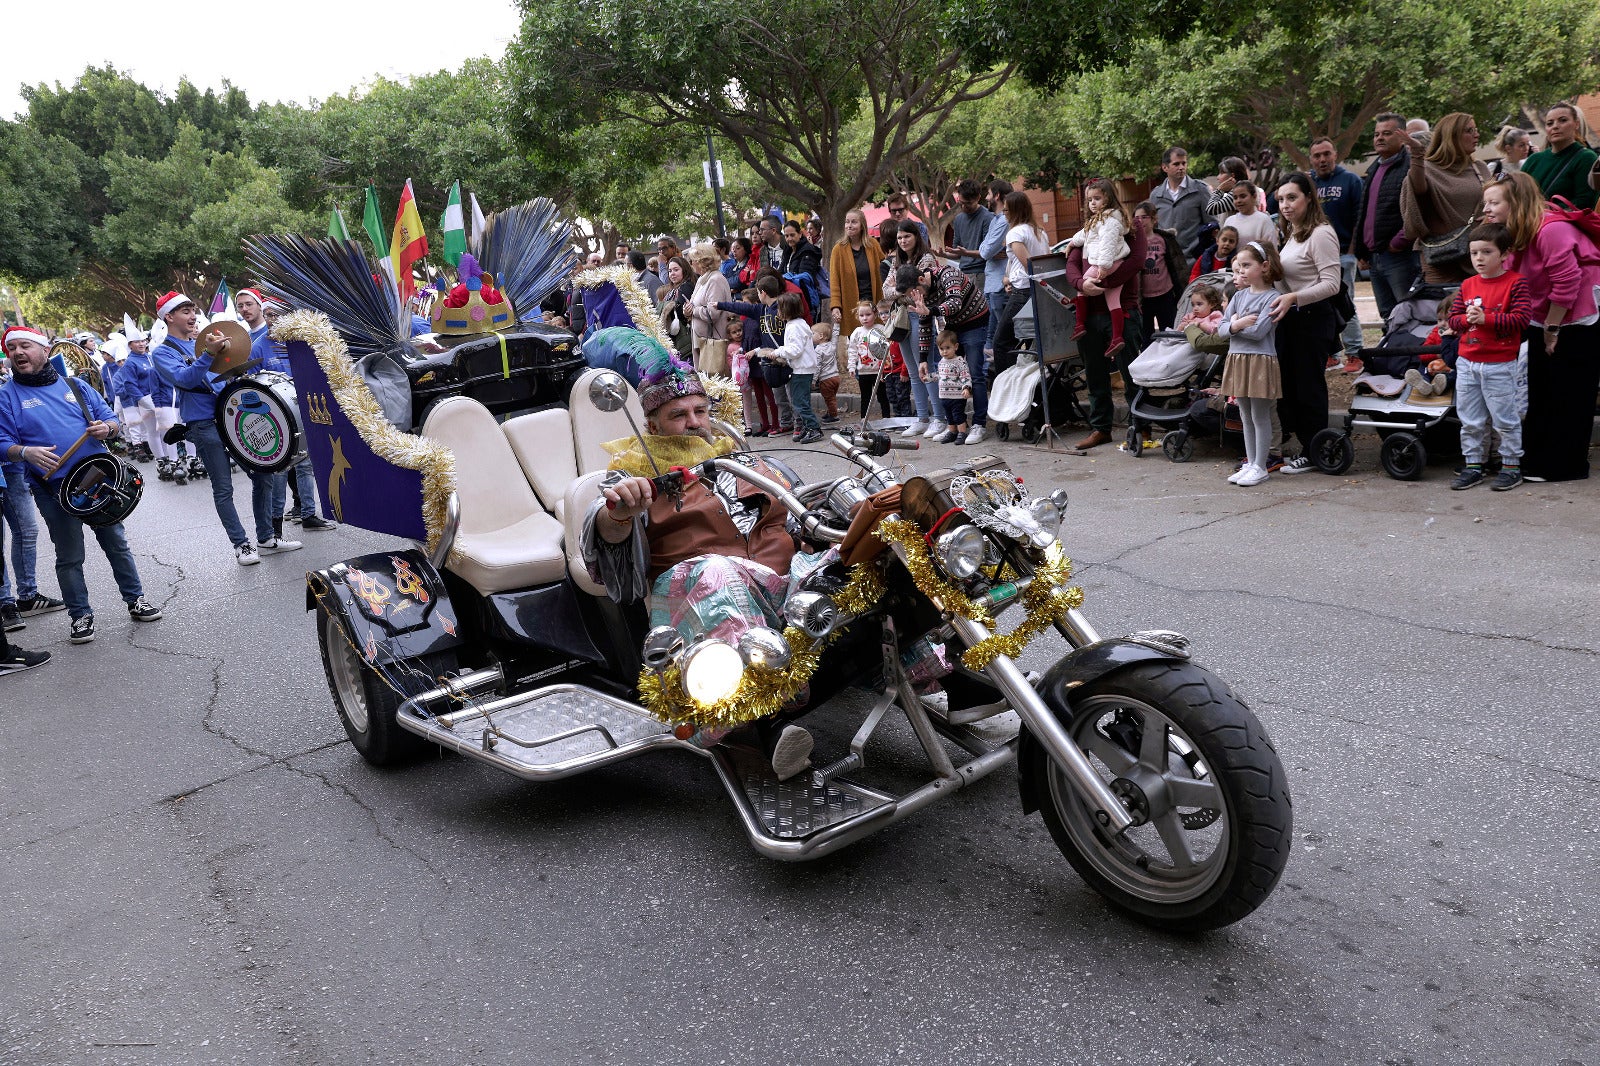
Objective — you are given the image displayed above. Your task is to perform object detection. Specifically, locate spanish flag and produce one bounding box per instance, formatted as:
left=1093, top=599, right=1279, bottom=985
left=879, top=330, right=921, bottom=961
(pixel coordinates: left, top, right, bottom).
left=390, top=179, right=429, bottom=304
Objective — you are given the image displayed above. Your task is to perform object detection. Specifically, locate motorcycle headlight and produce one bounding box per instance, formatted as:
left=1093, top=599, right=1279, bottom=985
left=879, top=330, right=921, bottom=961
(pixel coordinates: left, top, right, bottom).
left=1027, top=493, right=1067, bottom=536
left=737, top=627, right=792, bottom=670
left=680, top=639, right=745, bottom=705
left=935, top=524, right=987, bottom=581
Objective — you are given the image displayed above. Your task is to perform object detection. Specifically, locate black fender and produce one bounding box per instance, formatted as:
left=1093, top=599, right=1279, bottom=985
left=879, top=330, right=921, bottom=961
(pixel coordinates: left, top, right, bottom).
left=1018, top=638, right=1189, bottom=815
left=305, top=549, right=465, bottom=666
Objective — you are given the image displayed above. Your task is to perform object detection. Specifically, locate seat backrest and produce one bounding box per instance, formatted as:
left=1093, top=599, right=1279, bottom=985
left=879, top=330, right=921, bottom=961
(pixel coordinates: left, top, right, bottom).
left=421, top=396, right=542, bottom=536
left=563, top=471, right=613, bottom=596
left=569, top=366, right=645, bottom=474
left=502, top=407, right=579, bottom=517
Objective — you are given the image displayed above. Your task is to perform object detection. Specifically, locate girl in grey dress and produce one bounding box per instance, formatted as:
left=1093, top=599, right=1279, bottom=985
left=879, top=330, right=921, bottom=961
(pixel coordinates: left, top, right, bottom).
left=1216, top=241, right=1285, bottom=486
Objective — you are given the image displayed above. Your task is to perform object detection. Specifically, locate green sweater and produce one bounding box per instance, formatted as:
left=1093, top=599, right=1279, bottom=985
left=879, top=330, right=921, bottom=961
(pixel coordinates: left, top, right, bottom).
left=1521, top=142, right=1598, bottom=210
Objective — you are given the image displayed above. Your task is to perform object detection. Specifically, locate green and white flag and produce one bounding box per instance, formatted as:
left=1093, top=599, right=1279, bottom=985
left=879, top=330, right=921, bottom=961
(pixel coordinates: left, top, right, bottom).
left=328, top=205, right=351, bottom=241
left=362, top=184, right=390, bottom=258
left=441, top=181, right=466, bottom=267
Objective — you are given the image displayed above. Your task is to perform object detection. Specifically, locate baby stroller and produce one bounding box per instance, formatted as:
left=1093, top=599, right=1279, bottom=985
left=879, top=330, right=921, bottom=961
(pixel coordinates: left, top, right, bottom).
left=989, top=296, right=1092, bottom=443
left=1124, top=271, right=1235, bottom=461
left=1309, top=283, right=1461, bottom=480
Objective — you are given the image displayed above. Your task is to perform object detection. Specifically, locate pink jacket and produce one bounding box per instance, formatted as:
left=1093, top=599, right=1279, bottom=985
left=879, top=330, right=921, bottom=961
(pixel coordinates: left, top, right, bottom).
left=1509, top=217, right=1600, bottom=327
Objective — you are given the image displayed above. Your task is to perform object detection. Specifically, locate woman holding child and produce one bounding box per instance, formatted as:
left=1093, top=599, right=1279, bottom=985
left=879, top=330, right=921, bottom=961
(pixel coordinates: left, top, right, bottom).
left=1480, top=172, right=1600, bottom=481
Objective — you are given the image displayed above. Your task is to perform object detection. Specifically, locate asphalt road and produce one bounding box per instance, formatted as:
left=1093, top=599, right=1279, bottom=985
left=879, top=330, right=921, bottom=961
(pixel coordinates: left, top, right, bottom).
left=3, top=427, right=1597, bottom=1066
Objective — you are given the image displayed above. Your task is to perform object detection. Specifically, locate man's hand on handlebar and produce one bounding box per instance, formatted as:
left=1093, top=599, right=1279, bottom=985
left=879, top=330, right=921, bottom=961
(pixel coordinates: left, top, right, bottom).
left=601, top=476, right=655, bottom=521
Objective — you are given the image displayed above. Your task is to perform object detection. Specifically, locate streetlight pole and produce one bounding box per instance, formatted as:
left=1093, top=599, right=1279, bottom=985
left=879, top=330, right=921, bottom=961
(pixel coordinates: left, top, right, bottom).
left=706, top=129, right=727, bottom=238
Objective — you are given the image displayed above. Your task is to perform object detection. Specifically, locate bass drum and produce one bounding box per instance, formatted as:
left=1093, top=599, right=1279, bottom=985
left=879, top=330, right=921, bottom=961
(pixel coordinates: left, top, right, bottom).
left=217, top=372, right=304, bottom=473
left=58, top=453, right=144, bottom=528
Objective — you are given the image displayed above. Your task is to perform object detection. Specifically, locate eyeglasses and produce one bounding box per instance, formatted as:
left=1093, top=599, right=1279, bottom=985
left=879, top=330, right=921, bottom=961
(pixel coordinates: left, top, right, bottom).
left=889, top=206, right=908, bottom=214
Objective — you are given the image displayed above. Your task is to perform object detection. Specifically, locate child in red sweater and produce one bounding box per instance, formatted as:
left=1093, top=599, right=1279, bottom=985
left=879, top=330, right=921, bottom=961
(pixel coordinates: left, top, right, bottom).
left=1447, top=223, right=1532, bottom=491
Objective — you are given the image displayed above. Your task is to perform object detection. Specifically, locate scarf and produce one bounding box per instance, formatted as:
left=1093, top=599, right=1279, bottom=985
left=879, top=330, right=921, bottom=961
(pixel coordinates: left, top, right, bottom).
left=12, top=366, right=59, bottom=387
left=602, top=433, right=736, bottom=479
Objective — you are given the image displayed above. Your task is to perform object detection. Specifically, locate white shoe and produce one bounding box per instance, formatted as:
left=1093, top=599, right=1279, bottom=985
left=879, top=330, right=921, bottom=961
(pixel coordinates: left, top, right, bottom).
left=235, top=543, right=261, bottom=566
left=259, top=537, right=303, bottom=554
left=965, top=425, right=988, bottom=445
left=1227, top=465, right=1247, bottom=484
left=902, top=420, right=929, bottom=437
left=924, top=420, right=949, bottom=438
left=1235, top=464, right=1269, bottom=487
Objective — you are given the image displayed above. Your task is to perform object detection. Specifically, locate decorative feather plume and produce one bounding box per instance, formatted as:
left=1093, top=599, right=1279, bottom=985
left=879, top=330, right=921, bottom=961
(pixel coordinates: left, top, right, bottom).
left=583, top=326, right=679, bottom=387
left=477, top=198, right=578, bottom=322
left=243, top=235, right=414, bottom=361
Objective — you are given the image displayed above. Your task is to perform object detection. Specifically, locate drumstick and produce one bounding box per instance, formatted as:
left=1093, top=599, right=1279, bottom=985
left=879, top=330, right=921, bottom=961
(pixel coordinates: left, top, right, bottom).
left=48, top=430, right=94, bottom=472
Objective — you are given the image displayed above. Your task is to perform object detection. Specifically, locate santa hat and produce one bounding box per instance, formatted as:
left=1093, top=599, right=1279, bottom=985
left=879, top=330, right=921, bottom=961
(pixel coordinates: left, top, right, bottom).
left=156, top=291, right=194, bottom=319
left=236, top=287, right=266, bottom=308
left=2, top=325, right=51, bottom=353
left=122, top=313, right=149, bottom=343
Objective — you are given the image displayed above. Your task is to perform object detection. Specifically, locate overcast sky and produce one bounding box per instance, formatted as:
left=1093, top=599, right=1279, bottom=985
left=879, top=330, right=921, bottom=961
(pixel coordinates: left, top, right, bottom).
left=3, top=0, right=523, bottom=120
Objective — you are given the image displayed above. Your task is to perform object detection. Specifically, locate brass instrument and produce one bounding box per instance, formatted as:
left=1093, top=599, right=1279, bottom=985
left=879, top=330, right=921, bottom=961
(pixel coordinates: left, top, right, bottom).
left=50, top=339, right=105, bottom=396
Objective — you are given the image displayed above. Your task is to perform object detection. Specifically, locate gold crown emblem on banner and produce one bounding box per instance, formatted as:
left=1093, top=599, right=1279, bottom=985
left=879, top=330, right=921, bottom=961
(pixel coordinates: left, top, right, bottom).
left=307, top=393, right=334, bottom=426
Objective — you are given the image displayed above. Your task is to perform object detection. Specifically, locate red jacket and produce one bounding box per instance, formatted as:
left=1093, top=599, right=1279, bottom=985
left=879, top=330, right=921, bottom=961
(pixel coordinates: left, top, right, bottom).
left=1447, top=272, right=1531, bottom=364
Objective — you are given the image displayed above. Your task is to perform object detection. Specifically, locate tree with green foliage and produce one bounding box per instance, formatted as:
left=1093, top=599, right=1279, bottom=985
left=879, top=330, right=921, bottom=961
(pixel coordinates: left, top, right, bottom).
left=0, top=121, right=91, bottom=282
left=1055, top=0, right=1600, bottom=176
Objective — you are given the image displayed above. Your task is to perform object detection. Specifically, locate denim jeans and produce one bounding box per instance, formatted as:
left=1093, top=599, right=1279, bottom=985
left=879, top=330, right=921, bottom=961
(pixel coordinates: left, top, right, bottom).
left=187, top=420, right=275, bottom=546
left=1, top=474, right=40, bottom=604
left=957, top=320, right=990, bottom=426
left=1368, top=250, right=1420, bottom=323
left=787, top=373, right=819, bottom=432
left=903, top=316, right=932, bottom=421
left=1456, top=358, right=1524, bottom=466
left=30, top=486, right=143, bottom=619
left=268, top=470, right=294, bottom=523
left=985, top=291, right=1007, bottom=353
left=1339, top=254, right=1364, bottom=356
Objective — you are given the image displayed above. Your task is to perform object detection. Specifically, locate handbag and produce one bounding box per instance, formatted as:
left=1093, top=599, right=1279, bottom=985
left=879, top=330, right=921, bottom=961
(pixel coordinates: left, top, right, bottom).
left=698, top=338, right=730, bottom=377
left=1419, top=216, right=1475, bottom=268
left=758, top=354, right=791, bottom=387
left=885, top=305, right=912, bottom=342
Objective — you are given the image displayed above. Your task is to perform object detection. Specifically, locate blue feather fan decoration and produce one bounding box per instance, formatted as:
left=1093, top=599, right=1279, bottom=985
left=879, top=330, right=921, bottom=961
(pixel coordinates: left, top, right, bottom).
left=244, top=235, right=414, bottom=360
left=477, top=198, right=578, bottom=322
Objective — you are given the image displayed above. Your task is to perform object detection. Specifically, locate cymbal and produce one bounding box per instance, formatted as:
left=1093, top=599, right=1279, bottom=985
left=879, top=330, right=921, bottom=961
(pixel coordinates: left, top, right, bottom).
left=197, top=320, right=255, bottom=377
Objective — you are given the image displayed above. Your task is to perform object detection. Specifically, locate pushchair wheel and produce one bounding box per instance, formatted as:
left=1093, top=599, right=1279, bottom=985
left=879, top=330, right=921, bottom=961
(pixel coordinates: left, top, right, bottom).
left=995, top=422, right=1011, bottom=442
left=1308, top=428, right=1355, bottom=475
left=1380, top=432, right=1427, bottom=481
left=1021, top=422, right=1039, bottom=444
left=1125, top=425, right=1143, bottom=457
left=1162, top=430, right=1194, bottom=463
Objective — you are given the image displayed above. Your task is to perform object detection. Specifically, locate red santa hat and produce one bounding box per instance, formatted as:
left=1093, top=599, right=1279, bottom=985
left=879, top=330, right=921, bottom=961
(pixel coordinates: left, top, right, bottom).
left=156, top=291, right=194, bottom=319
left=236, top=287, right=266, bottom=308
left=2, top=325, right=52, bottom=353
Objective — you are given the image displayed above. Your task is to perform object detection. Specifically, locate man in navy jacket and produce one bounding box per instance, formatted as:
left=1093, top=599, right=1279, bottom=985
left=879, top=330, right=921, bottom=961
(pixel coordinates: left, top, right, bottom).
left=1311, top=137, right=1367, bottom=368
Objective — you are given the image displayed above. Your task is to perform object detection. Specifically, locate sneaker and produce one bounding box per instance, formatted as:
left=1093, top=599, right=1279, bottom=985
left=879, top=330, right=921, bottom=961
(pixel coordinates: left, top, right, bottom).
left=0, top=644, right=50, bottom=674
left=284, top=512, right=303, bottom=525
left=127, top=597, right=163, bottom=622
left=1234, top=464, right=1269, bottom=487
left=1227, top=466, right=1247, bottom=485
left=16, top=594, right=66, bottom=617
left=300, top=515, right=337, bottom=531
left=796, top=429, right=823, bottom=445
left=69, top=615, right=95, bottom=644
left=936, top=430, right=959, bottom=444
left=1325, top=355, right=1342, bottom=370
left=924, top=420, right=949, bottom=438
left=1431, top=374, right=1450, bottom=394
left=1451, top=467, right=1486, bottom=490
left=901, top=420, right=929, bottom=437
left=1264, top=455, right=1285, bottom=473
left=1, top=604, right=22, bottom=632
left=236, top=543, right=261, bottom=566
left=821, top=414, right=840, bottom=424
left=1340, top=357, right=1364, bottom=374
left=1280, top=456, right=1314, bottom=475
left=952, top=432, right=969, bottom=445
left=1404, top=369, right=1427, bottom=395
left=1490, top=468, right=1523, bottom=492
left=965, top=425, right=988, bottom=445
left=259, top=536, right=303, bottom=554
left=776, top=425, right=794, bottom=435
left=770, top=724, right=814, bottom=782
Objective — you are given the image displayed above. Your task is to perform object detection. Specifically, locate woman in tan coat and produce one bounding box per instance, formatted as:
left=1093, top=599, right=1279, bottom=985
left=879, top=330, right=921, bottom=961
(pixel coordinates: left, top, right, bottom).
left=686, top=244, right=732, bottom=374
left=1401, top=112, right=1490, bottom=284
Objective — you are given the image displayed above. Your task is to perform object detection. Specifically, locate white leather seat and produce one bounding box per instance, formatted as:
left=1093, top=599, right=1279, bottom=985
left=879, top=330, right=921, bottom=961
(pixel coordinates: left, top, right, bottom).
left=502, top=408, right=579, bottom=519
left=564, top=471, right=614, bottom=596
left=569, top=367, right=646, bottom=474
left=421, top=397, right=567, bottom=596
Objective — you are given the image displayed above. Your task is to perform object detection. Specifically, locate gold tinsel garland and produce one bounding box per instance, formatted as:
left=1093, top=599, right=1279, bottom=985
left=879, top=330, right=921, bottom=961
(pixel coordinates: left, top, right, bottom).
left=637, top=559, right=886, bottom=728
left=573, top=265, right=670, bottom=348
left=873, top=518, right=1083, bottom=671
left=270, top=311, right=457, bottom=556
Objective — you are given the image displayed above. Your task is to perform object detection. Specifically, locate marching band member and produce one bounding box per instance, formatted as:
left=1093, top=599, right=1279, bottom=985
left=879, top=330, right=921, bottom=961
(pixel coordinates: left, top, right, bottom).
left=236, top=287, right=269, bottom=345
left=0, top=326, right=162, bottom=644
left=150, top=290, right=302, bottom=565
left=249, top=297, right=335, bottom=531
left=0, top=482, right=50, bottom=673
left=114, top=317, right=157, bottom=463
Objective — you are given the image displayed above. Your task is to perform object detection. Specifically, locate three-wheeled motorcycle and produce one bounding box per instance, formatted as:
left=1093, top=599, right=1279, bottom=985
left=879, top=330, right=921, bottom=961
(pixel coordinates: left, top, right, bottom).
left=309, top=366, right=1292, bottom=931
